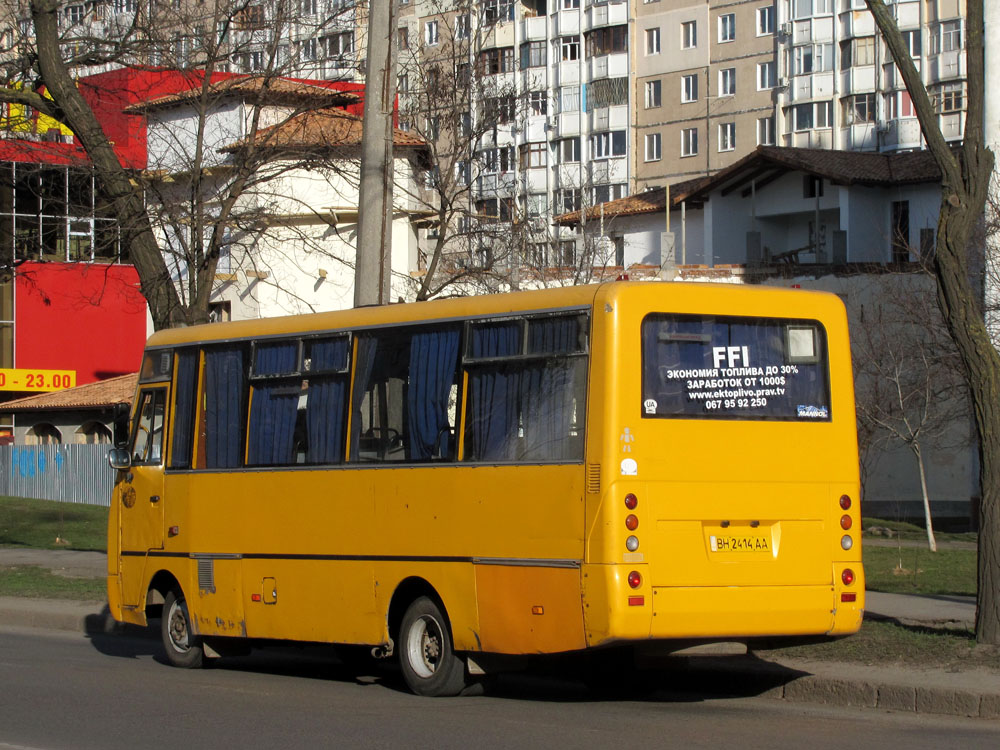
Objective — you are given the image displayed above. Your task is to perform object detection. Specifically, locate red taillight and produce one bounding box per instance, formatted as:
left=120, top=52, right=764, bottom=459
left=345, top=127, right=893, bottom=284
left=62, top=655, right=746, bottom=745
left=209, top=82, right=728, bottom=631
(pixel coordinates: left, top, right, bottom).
left=841, top=592, right=857, bottom=603
left=627, top=570, right=642, bottom=589
left=625, top=514, right=639, bottom=531
left=839, top=494, right=852, bottom=510
left=628, top=596, right=644, bottom=606
left=842, top=568, right=855, bottom=586
left=841, top=514, right=853, bottom=530
left=624, top=493, right=638, bottom=510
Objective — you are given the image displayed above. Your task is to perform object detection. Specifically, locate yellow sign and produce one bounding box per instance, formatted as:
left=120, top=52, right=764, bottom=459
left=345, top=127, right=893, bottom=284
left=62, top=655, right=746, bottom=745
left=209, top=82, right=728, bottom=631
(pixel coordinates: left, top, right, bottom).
left=0, top=369, right=77, bottom=392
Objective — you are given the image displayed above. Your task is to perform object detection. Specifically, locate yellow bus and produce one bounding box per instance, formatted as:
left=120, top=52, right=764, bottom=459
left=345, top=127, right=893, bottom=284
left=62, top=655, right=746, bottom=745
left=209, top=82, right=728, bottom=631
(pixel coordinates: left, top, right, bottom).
left=107, top=281, right=864, bottom=696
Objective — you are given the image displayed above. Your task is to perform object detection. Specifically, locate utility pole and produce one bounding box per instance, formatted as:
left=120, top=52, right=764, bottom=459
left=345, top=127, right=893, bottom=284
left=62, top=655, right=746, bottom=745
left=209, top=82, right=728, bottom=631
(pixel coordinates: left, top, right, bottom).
left=355, top=0, right=399, bottom=307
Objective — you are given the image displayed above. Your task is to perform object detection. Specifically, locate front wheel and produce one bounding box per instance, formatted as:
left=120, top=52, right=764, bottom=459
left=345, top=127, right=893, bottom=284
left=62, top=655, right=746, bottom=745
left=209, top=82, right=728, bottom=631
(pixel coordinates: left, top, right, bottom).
left=161, top=589, right=204, bottom=669
left=398, top=596, right=468, bottom=696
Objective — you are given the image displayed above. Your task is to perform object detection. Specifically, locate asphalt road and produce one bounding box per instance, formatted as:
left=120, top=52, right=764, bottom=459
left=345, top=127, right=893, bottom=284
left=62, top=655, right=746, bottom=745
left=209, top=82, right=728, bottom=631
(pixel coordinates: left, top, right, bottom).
left=1, top=628, right=998, bottom=750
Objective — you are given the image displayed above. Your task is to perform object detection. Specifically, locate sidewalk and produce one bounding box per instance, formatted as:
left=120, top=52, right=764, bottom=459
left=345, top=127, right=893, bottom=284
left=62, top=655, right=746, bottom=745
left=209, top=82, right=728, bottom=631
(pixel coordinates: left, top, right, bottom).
left=1, top=548, right=997, bottom=718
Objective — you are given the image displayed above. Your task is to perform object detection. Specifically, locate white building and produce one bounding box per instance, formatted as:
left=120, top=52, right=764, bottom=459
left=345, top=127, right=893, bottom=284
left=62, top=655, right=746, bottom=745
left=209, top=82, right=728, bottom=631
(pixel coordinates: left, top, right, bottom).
left=130, top=74, right=430, bottom=320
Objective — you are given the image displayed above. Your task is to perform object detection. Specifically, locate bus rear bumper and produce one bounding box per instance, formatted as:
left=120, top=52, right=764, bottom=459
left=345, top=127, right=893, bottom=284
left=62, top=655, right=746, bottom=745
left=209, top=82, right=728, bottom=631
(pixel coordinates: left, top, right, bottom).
left=648, top=584, right=863, bottom=639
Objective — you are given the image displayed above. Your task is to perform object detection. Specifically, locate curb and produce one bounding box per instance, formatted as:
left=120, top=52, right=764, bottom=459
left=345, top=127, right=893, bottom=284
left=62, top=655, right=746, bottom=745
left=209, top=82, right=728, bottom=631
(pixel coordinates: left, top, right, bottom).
left=2, top=597, right=997, bottom=719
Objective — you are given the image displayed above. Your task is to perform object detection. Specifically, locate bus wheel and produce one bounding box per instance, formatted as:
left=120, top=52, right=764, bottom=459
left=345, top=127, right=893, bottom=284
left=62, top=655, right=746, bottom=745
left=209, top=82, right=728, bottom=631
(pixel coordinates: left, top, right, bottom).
left=398, top=596, right=467, bottom=697
left=162, top=590, right=204, bottom=669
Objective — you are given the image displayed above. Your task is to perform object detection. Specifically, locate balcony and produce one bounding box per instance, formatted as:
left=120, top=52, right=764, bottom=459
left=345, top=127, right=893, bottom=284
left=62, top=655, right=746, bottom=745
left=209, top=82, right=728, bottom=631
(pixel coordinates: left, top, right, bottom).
left=588, top=52, right=627, bottom=81
left=521, top=14, right=547, bottom=41
left=554, top=9, right=580, bottom=36
left=585, top=1, right=628, bottom=31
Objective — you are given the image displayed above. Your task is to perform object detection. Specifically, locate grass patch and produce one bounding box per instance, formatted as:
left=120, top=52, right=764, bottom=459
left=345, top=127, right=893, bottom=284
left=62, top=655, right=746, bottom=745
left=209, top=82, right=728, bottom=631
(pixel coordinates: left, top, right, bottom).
left=863, top=544, right=976, bottom=596
left=0, top=496, right=107, bottom=552
left=0, top=565, right=105, bottom=601
left=757, top=619, right=1000, bottom=671
left=862, top=517, right=977, bottom=545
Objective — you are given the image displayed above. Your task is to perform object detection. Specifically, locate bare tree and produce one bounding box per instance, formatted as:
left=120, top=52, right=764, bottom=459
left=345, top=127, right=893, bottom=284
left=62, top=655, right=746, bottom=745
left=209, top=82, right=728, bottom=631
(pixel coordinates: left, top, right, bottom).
left=0, top=0, right=370, bottom=328
left=864, top=0, right=998, bottom=642
left=852, top=273, right=972, bottom=552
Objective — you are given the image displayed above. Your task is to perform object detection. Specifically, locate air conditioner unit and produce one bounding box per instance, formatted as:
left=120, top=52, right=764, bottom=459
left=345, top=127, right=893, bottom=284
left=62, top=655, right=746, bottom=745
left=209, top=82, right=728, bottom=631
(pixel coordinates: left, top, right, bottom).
left=780, top=22, right=793, bottom=36
left=776, top=76, right=789, bottom=89
left=876, top=120, right=891, bottom=133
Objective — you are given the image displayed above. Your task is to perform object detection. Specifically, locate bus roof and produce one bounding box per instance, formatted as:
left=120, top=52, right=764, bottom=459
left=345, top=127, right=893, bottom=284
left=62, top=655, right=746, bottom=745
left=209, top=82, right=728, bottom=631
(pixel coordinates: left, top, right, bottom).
left=144, top=281, right=844, bottom=348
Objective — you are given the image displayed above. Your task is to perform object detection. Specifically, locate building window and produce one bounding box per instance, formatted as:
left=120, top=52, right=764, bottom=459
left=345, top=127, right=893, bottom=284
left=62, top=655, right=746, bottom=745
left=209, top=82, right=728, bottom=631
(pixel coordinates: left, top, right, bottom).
left=757, top=61, right=776, bottom=89
left=719, top=68, right=736, bottom=97
left=424, top=20, right=439, bottom=46
left=561, top=36, right=580, bottom=61
left=934, top=82, right=965, bottom=113
left=590, top=131, right=627, bottom=159
left=757, top=116, right=775, bottom=145
left=842, top=93, right=876, bottom=124
left=554, top=188, right=581, bottom=214
left=681, top=21, right=697, bottom=49
left=840, top=36, right=875, bottom=68
left=479, top=47, right=515, bottom=74
left=527, top=90, right=548, bottom=116
left=758, top=5, right=774, bottom=35
left=792, top=101, right=832, bottom=130
left=932, top=20, right=962, bottom=54
left=592, top=184, right=628, bottom=204
left=301, top=38, right=317, bottom=61
left=521, top=40, right=546, bottom=68
left=681, top=74, right=698, bottom=103
left=681, top=127, right=698, bottom=157
left=559, top=137, right=581, bottom=163
left=885, top=90, right=915, bottom=119
left=644, top=133, right=662, bottom=162
left=520, top=142, right=547, bottom=169
left=794, top=43, right=833, bottom=75
left=483, top=95, right=516, bottom=124
left=66, top=4, right=85, bottom=24
left=718, top=122, right=735, bottom=152
left=398, top=27, right=409, bottom=49
left=561, top=86, right=580, bottom=112
left=482, top=0, right=515, bottom=22
left=326, top=32, right=354, bottom=62
left=397, top=73, right=409, bottom=94
left=27, top=423, right=62, bottom=445
left=900, top=29, right=922, bottom=58
left=562, top=0, right=580, bottom=8
left=586, top=25, right=628, bottom=57
left=645, top=27, right=661, bottom=55
left=455, top=13, right=470, bottom=40
left=718, top=14, right=735, bottom=43
left=793, top=0, right=833, bottom=19
left=645, top=80, right=662, bottom=108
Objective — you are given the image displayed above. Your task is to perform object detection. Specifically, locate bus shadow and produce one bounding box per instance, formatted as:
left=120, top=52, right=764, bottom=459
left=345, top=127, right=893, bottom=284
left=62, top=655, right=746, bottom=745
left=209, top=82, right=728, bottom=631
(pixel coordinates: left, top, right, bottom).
left=83, top=622, right=809, bottom=703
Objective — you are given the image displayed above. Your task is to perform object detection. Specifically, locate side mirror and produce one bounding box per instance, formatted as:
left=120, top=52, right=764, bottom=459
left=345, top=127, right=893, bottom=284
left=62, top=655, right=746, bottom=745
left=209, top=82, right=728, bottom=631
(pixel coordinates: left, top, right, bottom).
left=112, top=402, right=131, bottom=449
left=108, top=447, right=132, bottom=471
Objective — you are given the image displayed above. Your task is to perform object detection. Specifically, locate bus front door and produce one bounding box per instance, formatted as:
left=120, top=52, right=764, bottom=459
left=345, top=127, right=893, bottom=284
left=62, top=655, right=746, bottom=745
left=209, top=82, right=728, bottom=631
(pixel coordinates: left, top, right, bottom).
left=118, top=387, right=167, bottom=613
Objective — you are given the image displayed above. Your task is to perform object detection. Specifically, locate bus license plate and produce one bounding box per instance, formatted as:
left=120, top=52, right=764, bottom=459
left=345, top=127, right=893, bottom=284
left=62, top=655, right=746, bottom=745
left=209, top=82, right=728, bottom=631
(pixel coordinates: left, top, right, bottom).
left=710, top=535, right=770, bottom=553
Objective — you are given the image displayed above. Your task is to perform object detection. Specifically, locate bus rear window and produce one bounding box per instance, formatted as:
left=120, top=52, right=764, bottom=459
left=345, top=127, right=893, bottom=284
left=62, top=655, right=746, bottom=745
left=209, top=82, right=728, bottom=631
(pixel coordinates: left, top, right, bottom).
left=641, top=314, right=831, bottom=421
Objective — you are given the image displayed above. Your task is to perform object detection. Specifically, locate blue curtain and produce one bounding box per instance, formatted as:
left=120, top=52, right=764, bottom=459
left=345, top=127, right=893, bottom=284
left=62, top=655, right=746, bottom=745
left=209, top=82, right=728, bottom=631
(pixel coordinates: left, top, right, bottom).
left=204, top=348, right=245, bottom=469
left=407, top=329, right=460, bottom=460
left=469, top=322, right=521, bottom=461
left=169, top=349, right=198, bottom=469
left=307, top=337, right=350, bottom=464
left=247, top=342, right=299, bottom=466
left=349, top=337, right=379, bottom=461
left=528, top=315, right=580, bottom=355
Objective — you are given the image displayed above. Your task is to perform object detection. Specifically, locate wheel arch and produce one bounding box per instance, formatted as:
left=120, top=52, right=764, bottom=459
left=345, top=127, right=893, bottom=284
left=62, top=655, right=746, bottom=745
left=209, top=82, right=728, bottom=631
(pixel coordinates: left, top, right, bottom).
left=387, top=577, right=447, bottom=647
left=145, top=569, right=181, bottom=618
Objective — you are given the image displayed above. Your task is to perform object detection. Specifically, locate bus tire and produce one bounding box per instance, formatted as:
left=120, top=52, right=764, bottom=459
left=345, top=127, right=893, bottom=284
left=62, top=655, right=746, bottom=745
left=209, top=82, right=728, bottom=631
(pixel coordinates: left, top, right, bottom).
left=162, top=589, right=204, bottom=669
left=398, top=596, right=467, bottom=697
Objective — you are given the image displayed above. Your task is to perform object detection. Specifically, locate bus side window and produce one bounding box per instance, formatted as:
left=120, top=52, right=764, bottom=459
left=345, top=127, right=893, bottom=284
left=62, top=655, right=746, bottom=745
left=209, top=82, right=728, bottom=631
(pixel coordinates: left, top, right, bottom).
left=350, top=327, right=460, bottom=463
left=464, top=315, right=587, bottom=463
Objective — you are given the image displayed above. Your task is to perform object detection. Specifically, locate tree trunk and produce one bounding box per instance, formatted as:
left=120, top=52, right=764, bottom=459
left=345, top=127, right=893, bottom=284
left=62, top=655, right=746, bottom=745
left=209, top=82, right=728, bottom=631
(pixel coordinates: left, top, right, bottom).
left=30, top=0, right=183, bottom=330
left=933, top=198, right=1000, bottom=643
left=912, top=443, right=938, bottom=552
